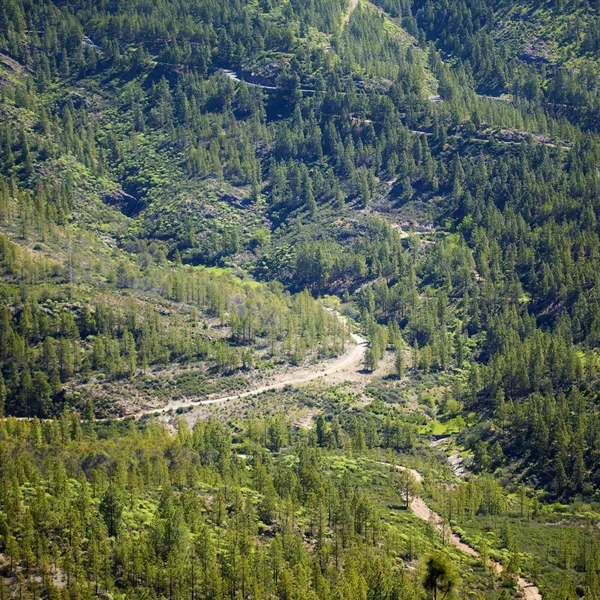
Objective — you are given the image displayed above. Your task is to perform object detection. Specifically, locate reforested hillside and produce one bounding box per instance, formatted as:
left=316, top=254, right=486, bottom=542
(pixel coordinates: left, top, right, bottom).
left=1, top=0, right=600, bottom=598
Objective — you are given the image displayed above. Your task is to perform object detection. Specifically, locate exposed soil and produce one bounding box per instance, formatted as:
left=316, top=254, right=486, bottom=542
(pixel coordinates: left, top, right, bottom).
left=447, top=451, right=467, bottom=478
left=380, top=462, right=542, bottom=600
left=430, top=437, right=470, bottom=478
left=130, top=327, right=368, bottom=419
left=343, top=0, right=359, bottom=26
left=294, top=411, right=316, bottom=430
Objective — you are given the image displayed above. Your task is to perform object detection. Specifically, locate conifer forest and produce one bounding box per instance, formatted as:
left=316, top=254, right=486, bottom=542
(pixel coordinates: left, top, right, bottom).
left=2, top=0, right=600, bottom=598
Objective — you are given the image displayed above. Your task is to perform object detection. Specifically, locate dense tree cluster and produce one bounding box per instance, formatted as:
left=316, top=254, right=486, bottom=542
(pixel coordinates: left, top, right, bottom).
left=406, top=0, right=600, bottom=129
left=1, top=0, right=600, bottom=514
left=0, top=415, right=438, bottom=600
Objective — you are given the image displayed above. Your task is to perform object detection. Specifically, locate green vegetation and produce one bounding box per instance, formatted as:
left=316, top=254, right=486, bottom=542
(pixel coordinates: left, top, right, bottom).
left=427, top=475, right=600, bottom=597
left=0, top=412, right=511, bottom=600
left=1, top=0, right=600, bottom=597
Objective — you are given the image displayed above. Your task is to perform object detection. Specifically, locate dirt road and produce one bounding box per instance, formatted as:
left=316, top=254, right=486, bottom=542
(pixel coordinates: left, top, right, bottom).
left=222, top=69, right=315, bottom=94
left=381, top=462, right=542, bottom=600
left=133, top=330, right=368, bottom=418
left=343, top=0, right=359, bottom=26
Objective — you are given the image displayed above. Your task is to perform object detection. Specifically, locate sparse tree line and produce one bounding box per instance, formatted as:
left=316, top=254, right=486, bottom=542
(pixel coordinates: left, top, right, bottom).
left=0, top=272, right=347, bottom=417
left=429, top=472, right=600, bottom=598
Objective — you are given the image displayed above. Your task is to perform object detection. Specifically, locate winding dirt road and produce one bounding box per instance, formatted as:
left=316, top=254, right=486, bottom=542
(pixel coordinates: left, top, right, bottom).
left=382, top=463, right=542, bottom=600
left=133, top=330, right=368, bottom=418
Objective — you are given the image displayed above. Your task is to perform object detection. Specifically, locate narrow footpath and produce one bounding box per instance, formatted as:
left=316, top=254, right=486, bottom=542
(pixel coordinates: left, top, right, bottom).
left=387, top=465, right=542, bottom=600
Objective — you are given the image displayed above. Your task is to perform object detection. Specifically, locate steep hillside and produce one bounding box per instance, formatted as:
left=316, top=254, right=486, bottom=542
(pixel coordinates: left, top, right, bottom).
left=2, top=0, right=600, bottom=599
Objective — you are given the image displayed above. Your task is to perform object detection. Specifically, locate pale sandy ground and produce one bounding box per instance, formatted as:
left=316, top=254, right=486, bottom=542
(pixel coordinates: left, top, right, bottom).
left=132, top=330, right=368, bottom=420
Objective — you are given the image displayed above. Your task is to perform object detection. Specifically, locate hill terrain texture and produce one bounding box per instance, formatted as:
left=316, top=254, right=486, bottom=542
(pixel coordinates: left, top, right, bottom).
left=1, top=0, right=600, bottom=599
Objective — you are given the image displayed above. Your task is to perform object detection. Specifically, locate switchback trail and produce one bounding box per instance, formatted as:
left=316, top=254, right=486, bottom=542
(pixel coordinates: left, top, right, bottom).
left=131, top=329, right=368, bottom=419
left=380, top=463, right=542, bottom=600
left=222, top=69, right=316, bottom=94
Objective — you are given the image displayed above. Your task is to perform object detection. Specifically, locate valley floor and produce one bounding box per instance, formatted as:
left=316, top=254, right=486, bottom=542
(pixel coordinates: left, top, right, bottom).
left=133, top=326, right=368, bottom=419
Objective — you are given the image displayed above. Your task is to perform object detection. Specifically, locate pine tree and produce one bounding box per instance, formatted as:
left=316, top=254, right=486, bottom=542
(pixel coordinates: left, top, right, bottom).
left=398, top=469, right=420, bottom=508
left=316, top=415, right=329, bottom=447
left=554, top=459, right=568, bottom=497
left=395, top=347, right=405, bottom=379
left=99, top=482, right=123, bottom=537
left=32, top=371, right=52, bottom=417
left=422, top=552, right=459, bottom=600
left=364, top=347, right=377, bottom=372
left=0, top=372, right=5, bottom=418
